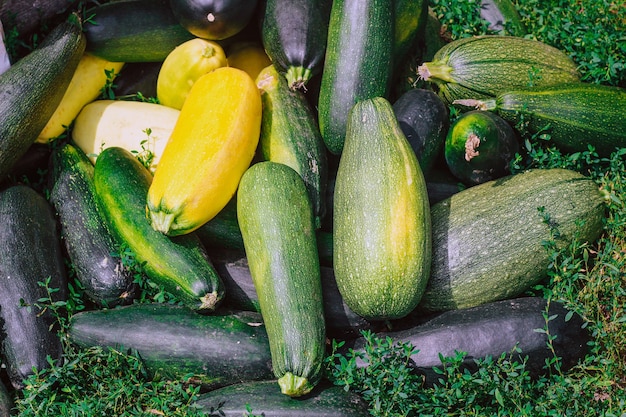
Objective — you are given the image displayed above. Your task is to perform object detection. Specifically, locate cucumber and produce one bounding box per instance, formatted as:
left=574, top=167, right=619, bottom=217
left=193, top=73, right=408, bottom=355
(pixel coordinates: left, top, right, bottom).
left=49, top=142, right=135, bottom=307
left=455, top=82, right=626, bottom=157
left=195, top=380, right=371, bottom=417
left=0, top=16, right=85, bottom=180
left=256, top=64, right=328, bottom=228
left=334, top=97, right=431, bottom=320
left=421, top=168, right=606, bottom=311
left=261, top=0, right=330, bottom=90
left=0, top=185, right=68, bottom=389
left=318, top=0, right=394, bottom=155
left=68, top=303, right=274, bottom=390
left=237, top=161, right=326, bottom=397
left=345, top=297, right=590, bottom=386
left=84, top=0, right=194, bottom=62
left=93, top=146, right=224, bottom=312
left=417, top=35, right=580, bottom=104
left=444, top=109, right=519, bottom=185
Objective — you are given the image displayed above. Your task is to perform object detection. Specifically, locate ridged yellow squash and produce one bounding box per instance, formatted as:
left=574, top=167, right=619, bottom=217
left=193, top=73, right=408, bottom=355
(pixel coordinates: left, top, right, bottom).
left=147, top=66, right=262, bottom=236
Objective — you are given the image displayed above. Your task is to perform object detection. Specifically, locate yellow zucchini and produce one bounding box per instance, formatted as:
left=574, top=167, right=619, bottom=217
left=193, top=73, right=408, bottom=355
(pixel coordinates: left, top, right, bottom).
left=156, top=38, right=227, bottom=110
left=147, top=66, right=262, bottom=236
left=37, top=52, right=124, bottom=143
left=226, top=42, right=272, bottom=81
left=71, top=99, right=179, bottom=173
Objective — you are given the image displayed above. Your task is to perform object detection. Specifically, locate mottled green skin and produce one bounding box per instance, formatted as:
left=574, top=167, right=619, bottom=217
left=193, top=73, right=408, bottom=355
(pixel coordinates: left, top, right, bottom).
left=334, top=97, right=432, bottom=321
left=421, top=168, right=605, bottom=312
left=237, top=161, right=326, bottom=397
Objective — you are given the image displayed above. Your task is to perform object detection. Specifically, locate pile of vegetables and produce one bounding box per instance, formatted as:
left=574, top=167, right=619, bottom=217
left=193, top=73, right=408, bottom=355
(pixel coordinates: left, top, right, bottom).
left=0, top=0, right=624, bottom=415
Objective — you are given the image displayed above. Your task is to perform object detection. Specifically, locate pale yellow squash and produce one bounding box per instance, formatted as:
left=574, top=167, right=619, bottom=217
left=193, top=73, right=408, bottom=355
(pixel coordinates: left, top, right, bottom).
left=37, top=52, right=124, bottom=143
left=71, top=99, right=179, bottom=173
left=147, top=66, right=262, bottom=236
left=226, top=42, right=272, bottom=81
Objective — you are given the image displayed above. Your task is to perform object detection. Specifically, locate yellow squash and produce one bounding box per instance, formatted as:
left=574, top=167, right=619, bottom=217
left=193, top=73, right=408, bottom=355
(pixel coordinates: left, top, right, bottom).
left=156, top=38, right=227, bottom=110
left=37, top=52, right=124, bottom=143
left=226, top=42, right=272, bottom=81
left=147, top=66, right=262, bottom=236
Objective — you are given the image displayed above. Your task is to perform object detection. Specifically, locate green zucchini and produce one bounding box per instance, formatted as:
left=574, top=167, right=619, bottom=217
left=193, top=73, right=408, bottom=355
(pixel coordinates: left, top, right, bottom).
left=195, top=380, right=371, bottom=417
left=93, top=146, right=224, bottom=312
left=260, top=0, right=330, bottom=89
left=49, top=142, right=135, bottom=307
left=393, top=0, right=428, bottom=69
left=334, top=97, right=431, bottom=320
left=0, top=185, right=68, bottom=389
left=0, top=380, right=11, bottom=417
left=318, top=0, right=394, bottom=155
left=84, top=0, right=194, bottom=62
left=237, top=161, right=326, bottom=397
left=420, top=168, right=605, bottom=312
left=0, top=16, right=85, bottom=180
left=480, top=0, right=527, bottom=37
left=417, top=35, right=580, bottom=104
left=256, top=64, right=328, bottom=228
left=455, top=82, right=626, bottom=157
left=68, top=303, right=274, bottom=390
left=444, top=109, right=519, bottom=185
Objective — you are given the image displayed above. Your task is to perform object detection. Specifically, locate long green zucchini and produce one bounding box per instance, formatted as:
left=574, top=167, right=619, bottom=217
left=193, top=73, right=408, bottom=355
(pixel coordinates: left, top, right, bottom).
left=237, top=161, right=326, bottom=397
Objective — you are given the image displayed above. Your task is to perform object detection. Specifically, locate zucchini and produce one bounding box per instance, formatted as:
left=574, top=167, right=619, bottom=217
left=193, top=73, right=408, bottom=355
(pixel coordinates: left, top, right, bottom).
left=68, top=303, right=274, bottom=390
left=421, top=168, right=606, bottom=312
left=93, top=146, right=224, bottom=312
left=455, top=82, right=626, bottom=157
left=237, top=161, right=326, bottom=397
left=480, top=0, right=527, bottom=37
left=417, top=35, right=580, bottom=104
left=195, top=380, right=371, bottom=417
left=256, top=64, right=328, bottom=228
left=147, top=66, right=262, bottom=236
left=318, top=0, right=394, bottom=155
left=49, top=142, right=135, bottom=307
left=84, top=0, right=194, bottom=62
left=346, top=297, right=590, bottom=385
left=0, top=185, right=68, bottom=389
left=444, top=109, right=519, bottom=185
left=393, top=0, right=428, bottom=69
left=0, top=380, right=11, bottom=417
left=169, top=0, right=259, bottom=40
left=113, top=61, right=162, bottom=99
left=334, top=97, right=431, bottom=320
left=0, top=16, right=85, bottom=180
left=260, top=0, right=330, bottom=90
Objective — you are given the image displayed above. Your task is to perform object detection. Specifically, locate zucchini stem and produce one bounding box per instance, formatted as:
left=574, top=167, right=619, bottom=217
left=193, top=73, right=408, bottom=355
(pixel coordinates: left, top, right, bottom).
left=417, top=61, right=455, bottom=83
left=286, top=66, right=312, bottom=92
left=278, top=372, right=314, bottom=397
left=148, top=210, right=177, bottom=235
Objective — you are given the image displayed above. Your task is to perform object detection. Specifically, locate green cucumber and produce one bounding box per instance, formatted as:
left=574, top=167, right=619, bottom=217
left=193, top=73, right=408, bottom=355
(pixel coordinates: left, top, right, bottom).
left=417, top=35, right=580, bottom=104
left=93, top=146, right=224, bottom=312
left=256, top=64, right=328, bottom=228
left=318, top=0, right=394, bottom=155
left=68, top=303, right=274, bottom=390
left=421, top=168, right=606, bottom=312
left=0, top=185, right=68, bottom=389
left=0, top=16, right=85, bottom=180
left=195, top=380, right=371, bottom=416
left=49, top=142, right=135, bottom=307
left=334, top=97, right=431, bottom=320
left=84, top=0, right=194, bottom=62
left=444, top=109, right=519, bottom=185
left=237, top=161, right=326, bottom=397
left=455, top=82, right=626, bottom=157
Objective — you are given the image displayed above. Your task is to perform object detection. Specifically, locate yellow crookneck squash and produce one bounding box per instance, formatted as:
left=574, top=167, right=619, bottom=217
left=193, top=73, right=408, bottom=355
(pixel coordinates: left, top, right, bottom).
left=147, top=66, right=262, bottom=236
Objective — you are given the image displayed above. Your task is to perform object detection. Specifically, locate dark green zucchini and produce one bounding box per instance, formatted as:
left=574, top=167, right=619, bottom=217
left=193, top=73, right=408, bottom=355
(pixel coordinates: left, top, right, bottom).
left=113, top=61, right=162, bottom=99
left=261, top=0, right=330, bottom=90
left=195, top=380, right=371, bottom=417
left=420, top=168, right=606, bottom=311
left=0, top=16, right=85, bottom=180
left=393, top=0, right=428, bottom=69
left=0, top=380, right=11, bottom=417
left=49, top=142, right=135, bottom=307
left=68, top=303, right=274, bottom=390
left=93, top=146, right=224, bottom=312
left=169, top=0, right=259, bottom=40
left=480, top=0, right=527, bottom=36
left=455, top=82, right=626, bottom=157
left=444, top=109, right=519, bottom=185
left=237, top=161, right=326, bottom=397
left=318, top=0, right=394, bottom=155
left=84, top=0, right=194, bottom=62
left=392, top=88, right=450, bottom=175
left=0, top=185, right=68, bottom=389
left=345, top=297, right=590, bottom=386
left=256, top=64, right=328, bottom=228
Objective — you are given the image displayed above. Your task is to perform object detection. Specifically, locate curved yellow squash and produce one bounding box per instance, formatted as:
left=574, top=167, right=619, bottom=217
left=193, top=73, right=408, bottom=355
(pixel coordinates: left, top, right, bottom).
left=147, top=66, right=262, bottom=236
